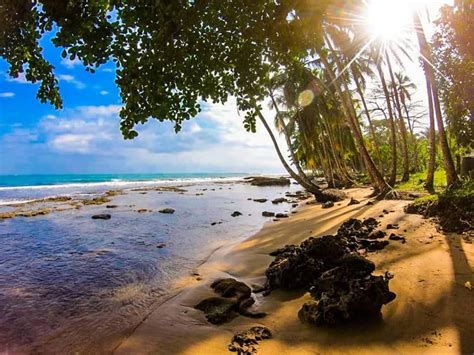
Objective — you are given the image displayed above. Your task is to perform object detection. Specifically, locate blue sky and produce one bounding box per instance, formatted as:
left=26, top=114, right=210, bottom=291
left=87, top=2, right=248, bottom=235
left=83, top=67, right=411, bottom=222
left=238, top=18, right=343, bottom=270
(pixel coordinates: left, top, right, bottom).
left=0, top=35, right=284, bottom=175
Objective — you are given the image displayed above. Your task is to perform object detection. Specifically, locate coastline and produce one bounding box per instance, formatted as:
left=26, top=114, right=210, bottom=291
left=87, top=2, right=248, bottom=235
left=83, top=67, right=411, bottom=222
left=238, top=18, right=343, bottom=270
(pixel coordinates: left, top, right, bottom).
left=115, top=187, right=473, bottom=354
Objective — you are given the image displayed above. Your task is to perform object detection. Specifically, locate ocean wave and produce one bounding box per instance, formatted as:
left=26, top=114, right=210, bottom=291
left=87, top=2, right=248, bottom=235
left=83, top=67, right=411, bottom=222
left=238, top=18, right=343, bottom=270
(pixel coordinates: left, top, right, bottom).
left=0, top=176, right=248, bottom=192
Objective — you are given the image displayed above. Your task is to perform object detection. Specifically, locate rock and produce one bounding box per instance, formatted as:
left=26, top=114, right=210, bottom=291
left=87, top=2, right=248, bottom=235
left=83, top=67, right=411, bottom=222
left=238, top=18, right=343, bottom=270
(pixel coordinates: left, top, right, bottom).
left=194, top=297, right=239, bottom=324
left=272, top=197, right=288, bottom=204
left=386, top=223, right=399, bottom=230
left=366, top=201, right=374, bottom=206
left=159, top=208, right=175, bottom=214
left=322, top=201, right=334, bottom=209
left=245, top=176, right=290, bottom=186
left=228, top=326, right=272, bottom=355
left=253, top=198, right=268, bottom=203
left=367, top=230, right=386, bottom=240
left=275, top=213, right=289, bottom=218
left=196, top=279, right=265, bottom=324
left=299, top=273, right=396, bottom=326
left=263, top=217, right=395, bottom=324
left=292, top=203, right=298, bottom=208
left=137, top=208, right=149, bottom=213
left=348, top=197, right=360, bottom=206
left=91, top=214, right=111, bottom=220
left=389, top=233, right=406, bottom=243
left=273, top=218, right=280, bottom=222
left=211, top=278, right=251, bottom=300
left=306, top=200, right=317, bottom=205
left=262, top=211, right=275, bottom=217
left=231, top=211, right=242, bottom=217
left=106, top=205, right=118, bottom=209
left=156, top=243, right=166, bottom=248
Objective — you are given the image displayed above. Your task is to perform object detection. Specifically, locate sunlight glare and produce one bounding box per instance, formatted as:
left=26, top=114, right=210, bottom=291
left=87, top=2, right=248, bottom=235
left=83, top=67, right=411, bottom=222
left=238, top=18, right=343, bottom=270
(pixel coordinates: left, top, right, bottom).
left=366, top=0, right=422, bottom=41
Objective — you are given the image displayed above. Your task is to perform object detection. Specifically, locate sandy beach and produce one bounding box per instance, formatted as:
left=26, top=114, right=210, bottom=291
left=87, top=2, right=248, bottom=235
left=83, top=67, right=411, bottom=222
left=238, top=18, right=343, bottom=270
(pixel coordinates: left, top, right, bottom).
left=116, top=187, right=473, bottom=355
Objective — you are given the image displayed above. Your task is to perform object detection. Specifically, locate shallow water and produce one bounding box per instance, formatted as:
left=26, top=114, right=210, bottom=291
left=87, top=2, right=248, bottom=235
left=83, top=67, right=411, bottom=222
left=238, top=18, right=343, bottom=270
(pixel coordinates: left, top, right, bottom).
left=0, top=180, right=298, bottom=352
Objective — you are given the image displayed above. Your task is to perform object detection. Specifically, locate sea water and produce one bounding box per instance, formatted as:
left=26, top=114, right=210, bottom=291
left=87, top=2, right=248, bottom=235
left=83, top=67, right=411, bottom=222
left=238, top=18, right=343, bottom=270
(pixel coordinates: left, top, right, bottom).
left=0, top=175, right=297, bottom=352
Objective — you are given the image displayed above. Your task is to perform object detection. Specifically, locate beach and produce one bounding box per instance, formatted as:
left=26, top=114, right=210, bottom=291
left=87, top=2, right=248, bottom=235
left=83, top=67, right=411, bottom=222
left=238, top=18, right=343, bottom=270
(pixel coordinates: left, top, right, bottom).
left=116, top=187, right=473, bottom=355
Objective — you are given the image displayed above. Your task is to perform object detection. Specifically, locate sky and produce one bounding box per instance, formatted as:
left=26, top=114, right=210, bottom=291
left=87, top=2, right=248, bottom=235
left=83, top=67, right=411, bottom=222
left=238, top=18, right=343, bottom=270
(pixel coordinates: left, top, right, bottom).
left=0, top=1, right=451, bottom=175
left=0, top=33, right=285, bottom=175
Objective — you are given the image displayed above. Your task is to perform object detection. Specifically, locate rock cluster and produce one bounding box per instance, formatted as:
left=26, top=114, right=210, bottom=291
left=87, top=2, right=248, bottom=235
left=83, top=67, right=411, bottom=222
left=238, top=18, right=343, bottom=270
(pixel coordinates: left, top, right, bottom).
left=228, top=326, right=272, bottom=354
left=195, top=278, right=266, bottom=324
left=263, top=218, right=396, bottom=325
left=244, top=176, right=290, bottom=186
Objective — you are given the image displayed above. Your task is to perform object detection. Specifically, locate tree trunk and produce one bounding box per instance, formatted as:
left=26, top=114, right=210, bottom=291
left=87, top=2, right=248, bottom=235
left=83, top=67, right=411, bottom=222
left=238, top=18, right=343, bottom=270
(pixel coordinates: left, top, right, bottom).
left=414, top=12, right=458, bottom=188
left=353, top=72, right=383, bottom=172
left=386, top=53, right=410, bottom=182
left=257, top=111, right=328, bottom=200
left=425, top=81, right=436, bottom=192
left=319, top=49, right=389, bottom=193
left=376, top=62, right=398, bottom=187
left=401, top=96, right=419, bottom=171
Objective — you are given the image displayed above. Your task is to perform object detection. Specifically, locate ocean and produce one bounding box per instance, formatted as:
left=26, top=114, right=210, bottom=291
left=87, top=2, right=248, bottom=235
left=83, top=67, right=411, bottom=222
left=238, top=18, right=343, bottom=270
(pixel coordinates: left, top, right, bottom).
left=0, top=173, right=250, bottom=204
left=0, top=173, right=298, bottom=352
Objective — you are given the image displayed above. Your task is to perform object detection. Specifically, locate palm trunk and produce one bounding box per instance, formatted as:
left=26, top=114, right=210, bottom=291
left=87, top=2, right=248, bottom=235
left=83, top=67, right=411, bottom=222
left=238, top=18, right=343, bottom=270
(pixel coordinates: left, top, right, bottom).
left=376, top=62, right=398, bottom=187
left=257, top=111, right=327, bottom=200
left=401, top=97, right=419, bottom=171
left=414, top=12, right=458, bottom=188
left=353, top=73, right=383, bottom=172
left=386, top=54, right=410, bottom=182
left=321, top=37, right=389, bottom=193
left=425, top=81, right=436, bottom=192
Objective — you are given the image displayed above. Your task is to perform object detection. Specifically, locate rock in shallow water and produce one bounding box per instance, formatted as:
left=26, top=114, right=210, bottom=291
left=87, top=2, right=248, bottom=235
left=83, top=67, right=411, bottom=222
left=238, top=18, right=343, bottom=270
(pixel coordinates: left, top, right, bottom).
left=231, top=211, right=242, bottom=217
left=91, top=214, right=111, bottom=220
left=159, top=208, right=175, bottom=214
left=262, top=211, right=275, bottom=217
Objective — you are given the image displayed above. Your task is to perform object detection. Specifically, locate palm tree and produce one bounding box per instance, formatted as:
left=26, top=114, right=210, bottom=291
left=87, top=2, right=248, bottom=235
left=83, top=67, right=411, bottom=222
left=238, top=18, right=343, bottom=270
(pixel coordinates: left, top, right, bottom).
left=413, top=11, right=458, bottom=188
left=385, top=53, right=410, bottom=182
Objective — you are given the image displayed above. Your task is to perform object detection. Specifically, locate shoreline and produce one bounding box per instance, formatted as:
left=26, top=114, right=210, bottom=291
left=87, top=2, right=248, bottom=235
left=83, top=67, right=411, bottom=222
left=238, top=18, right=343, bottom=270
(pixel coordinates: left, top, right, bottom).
left=115, top=187, right=473, bottom=354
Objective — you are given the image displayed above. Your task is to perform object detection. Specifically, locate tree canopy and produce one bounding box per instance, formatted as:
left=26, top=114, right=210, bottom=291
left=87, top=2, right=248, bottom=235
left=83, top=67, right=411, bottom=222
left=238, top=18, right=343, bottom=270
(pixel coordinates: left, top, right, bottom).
left=0, top=0, right=331, bottom=137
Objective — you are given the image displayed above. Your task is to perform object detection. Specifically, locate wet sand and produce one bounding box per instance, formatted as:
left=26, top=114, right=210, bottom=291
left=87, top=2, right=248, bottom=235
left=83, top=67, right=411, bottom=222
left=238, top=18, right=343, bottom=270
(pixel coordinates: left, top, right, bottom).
left=116, top=187, right=474, bottom=355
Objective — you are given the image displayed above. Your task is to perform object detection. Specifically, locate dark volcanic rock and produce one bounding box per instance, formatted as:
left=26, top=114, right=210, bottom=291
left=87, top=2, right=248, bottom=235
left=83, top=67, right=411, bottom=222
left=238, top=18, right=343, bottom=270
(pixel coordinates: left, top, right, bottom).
left=262, top=211, right=275, bottom=217
left=386, top=223, right=399, bottom=230
left=322, top=201, right=334, bottom=209
left=231, top=211, right=243, bottom=217
left=299, top=273, right=396, bottom=325
left=91, top=214, right=111, bottom=220
left=275, top=213, right=289, bottom=218
left=195, top=278, right=265, bottom=324
left=195, top=297, right=239, bottom=324
left=228, top=326, right=272, bottom=355
left=105, top=205, right=118, bottom=209
left=272, top=197, right=288, bottom=204
left=253, top=198, right=268, bottom=203
left=263, top=217, right=395, bottom=326
left=367, top=230, right=386, bottom=240
left=156, top=243, right=166, bottom=249
left=159, top=208, right=175, bottom=214
left=389, top=233, right=406, bottom=243
left=246, top=176, right=290, bottom=186
left=211, top=278, right=251, bottom=300
left=348, top=197, right=361, bottom=206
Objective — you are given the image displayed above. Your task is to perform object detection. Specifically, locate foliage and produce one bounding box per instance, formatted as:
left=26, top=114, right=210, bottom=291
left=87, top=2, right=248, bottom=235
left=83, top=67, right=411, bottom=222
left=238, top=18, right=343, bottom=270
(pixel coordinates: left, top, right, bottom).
left=396, top=170, right=446, bottom=193
left=432, top=4, right=474, bottom=148
left=0, top=0, right=332, bottom=138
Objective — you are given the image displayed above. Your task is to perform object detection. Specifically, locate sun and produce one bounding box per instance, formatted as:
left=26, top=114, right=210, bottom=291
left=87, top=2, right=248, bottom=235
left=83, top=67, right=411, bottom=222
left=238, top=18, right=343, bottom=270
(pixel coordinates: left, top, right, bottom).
left=365, top=0, right=417, bottom=41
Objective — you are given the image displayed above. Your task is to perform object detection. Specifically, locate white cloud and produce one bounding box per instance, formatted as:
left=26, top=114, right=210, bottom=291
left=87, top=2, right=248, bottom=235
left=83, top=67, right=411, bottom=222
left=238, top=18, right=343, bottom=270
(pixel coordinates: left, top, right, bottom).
left=61, top=57, right=82, bottom=69
left=100, top=90, right=109, bottom=95
left=1, top=101, right=287, bottom=173
left=0, top=92, right=15, bottom=98
left=58, top=74, right=86, bottom=89
left=50, top=134, right=95, bottom=153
